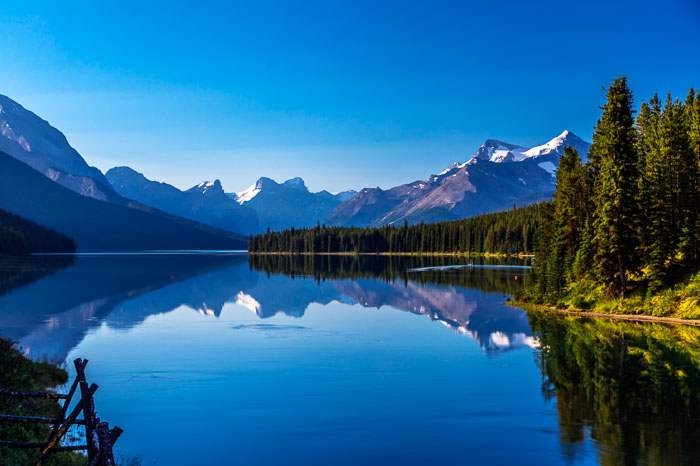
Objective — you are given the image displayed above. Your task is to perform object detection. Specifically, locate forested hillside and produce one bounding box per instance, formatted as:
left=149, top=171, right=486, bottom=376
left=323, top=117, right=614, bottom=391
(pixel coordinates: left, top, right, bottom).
left=524, top=77, right=699, bottom=315
left=248, top=202, right=543, bottom=255
left=0, top=208, right=76, bottom=255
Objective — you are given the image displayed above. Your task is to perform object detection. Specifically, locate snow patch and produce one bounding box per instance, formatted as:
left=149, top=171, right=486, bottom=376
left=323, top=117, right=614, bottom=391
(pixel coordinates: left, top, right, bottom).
left=236, top=183, right=261, bottom=204
left=537, top=161, right=557, bottom=175
left=235, top=291, right=262, bottom=314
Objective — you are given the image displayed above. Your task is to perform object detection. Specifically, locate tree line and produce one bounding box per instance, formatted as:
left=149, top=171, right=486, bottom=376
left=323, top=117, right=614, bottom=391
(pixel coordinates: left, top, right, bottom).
left=248, top=202, right=543, bottom=255
left=530, top=77, right=699, bottom=301
left=0, top=208, right=76, bottom=255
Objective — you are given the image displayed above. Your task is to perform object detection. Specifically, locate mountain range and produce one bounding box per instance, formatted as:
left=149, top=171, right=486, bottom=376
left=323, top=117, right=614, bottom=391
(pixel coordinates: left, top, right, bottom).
left=106, top=167, right=260, bottom=234
left=326, top=130, right=590, bottom=226
left=0, top=93, right=591, bottom=249
left=232, top=177, right=356, bottom=231
left=0, top=94, right=247, bottom=251
left=0, top=152, right=247, bottom=251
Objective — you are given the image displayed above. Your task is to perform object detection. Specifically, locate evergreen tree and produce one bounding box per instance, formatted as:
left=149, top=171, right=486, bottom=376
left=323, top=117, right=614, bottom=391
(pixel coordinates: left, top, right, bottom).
left=590, top=76, right=639, bottom=296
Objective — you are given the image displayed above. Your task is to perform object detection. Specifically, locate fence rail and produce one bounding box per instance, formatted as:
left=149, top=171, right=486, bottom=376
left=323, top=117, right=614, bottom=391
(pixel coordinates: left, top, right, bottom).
left=0, top=358, right=123, bottom=466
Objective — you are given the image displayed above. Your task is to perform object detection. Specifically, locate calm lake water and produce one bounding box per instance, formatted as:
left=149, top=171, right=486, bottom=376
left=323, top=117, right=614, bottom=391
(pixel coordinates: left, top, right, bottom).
left=1, top=253, right=699, bottom=465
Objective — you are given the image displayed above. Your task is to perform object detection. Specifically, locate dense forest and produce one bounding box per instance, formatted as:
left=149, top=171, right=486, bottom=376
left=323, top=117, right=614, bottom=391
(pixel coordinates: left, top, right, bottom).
left=248, top=202, right=543, bottom=255
left=527, top=77, right=699, bottom=305
left=0, top=208, right=76, bottom=255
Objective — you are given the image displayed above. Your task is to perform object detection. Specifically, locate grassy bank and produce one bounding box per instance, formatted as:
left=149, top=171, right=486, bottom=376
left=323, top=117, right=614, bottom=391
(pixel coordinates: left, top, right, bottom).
left=515, top=270, right=700, bottom=321
left=0, top=336, right=84, bottom=465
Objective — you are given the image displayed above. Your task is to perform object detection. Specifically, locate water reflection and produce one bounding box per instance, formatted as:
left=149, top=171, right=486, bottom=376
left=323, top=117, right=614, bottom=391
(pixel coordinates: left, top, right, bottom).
left=1, top=254, right=698, bottom=464
left=0, top=253, right=529, bottom=361
left=529, top=310, right=700, bottom=465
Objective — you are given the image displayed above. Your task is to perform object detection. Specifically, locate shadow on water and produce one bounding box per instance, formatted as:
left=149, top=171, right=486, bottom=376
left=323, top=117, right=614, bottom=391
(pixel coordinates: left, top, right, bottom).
left=529, top=310, right=700, bottom=465
left=0, top=255, right=75, bottom=297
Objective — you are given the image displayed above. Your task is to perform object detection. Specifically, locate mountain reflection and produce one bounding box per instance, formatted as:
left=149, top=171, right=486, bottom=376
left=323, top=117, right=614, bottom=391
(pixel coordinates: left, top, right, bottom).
left=0, top=253, right=529, bottom=361
left=3, top=254, right=699, bottom=464
left=529, top=310, right=700, bottom=465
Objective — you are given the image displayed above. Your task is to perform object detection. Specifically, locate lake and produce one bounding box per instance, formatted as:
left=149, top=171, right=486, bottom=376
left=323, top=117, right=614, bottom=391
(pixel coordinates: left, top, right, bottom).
left=1, top=253, right=699, bottom=465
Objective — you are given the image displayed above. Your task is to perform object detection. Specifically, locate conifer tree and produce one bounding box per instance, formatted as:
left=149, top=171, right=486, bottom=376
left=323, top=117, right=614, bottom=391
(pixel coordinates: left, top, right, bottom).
left=589, top=76, right=639, bottom=296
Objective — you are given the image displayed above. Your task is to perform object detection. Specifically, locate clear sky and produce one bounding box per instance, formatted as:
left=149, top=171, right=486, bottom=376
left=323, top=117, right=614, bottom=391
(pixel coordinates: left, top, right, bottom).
left=1, top=1, right=699, bottom=193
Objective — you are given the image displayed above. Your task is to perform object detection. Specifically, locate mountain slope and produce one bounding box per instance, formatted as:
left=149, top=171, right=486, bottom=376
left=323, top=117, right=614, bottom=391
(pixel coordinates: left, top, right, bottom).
left=0, top=152, right=247, bottom=251
left=233, top=177, right=357, bottom=231
left=0, top=94, right=119, bottom=201
left=327, top=130, right=590, bottom=226
left=0, top=208, right=76, bottom=255
left=106, top=167, right=259, bottom=234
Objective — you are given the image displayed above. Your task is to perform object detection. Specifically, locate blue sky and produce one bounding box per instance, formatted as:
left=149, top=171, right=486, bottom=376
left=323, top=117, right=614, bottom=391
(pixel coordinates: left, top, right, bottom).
left=1, top=0, right=699, bottom=193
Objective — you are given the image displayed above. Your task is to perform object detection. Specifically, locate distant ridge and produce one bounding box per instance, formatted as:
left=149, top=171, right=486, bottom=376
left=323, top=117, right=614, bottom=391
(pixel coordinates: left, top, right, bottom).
left=106, top=167, right=259, bottom=234
left=0, top=152, right=247, bottom=251
left=232, top=176, right=357, bottom=231
left=327, top=131, right=590, bottom=227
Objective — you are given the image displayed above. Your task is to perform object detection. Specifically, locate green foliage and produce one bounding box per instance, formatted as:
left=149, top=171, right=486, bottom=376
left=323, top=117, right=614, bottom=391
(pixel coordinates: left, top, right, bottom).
left=0, top=208, right=76, bottom=256
left=590, top=76, right=640, bottom=296
left=0, top=335, right=86, bottom=465
left=527, top=77, right=700, bottom=313
left=249, top=203, right=544, bottom=255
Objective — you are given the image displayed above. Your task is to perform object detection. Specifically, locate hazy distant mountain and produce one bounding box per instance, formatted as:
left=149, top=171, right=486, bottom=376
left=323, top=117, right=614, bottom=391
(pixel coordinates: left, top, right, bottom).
left=106, top=167, right=259, bottom=234
left=0, top=94, right=119, bottom=201
left=0, top=152, right=247, bottom=251
left=327, top=130, right=590, bottom=226
left=232, top=176, right=357, bottom=231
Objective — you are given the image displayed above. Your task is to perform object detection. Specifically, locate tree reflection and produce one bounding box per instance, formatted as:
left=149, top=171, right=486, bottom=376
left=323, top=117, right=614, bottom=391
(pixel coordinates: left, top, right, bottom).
left=529, top=310, right=700, bottom=465
left=248, top=254, right=528, bottom=294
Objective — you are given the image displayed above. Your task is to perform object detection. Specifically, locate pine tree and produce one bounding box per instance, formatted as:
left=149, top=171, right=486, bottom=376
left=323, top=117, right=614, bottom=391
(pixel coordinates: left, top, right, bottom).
left=636, top=95, right=671, bottom=291
left=552, top=147, right=591, bottom=282
left=590, top=76, right=639, bottom=297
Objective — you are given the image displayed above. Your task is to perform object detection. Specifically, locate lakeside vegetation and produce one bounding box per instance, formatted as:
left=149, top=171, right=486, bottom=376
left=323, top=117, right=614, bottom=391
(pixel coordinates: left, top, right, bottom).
left=0, top=336, right=83, bottom=465
left=249, top=202, right=543, bottom=255
left=521, top=77, right=700, bottom=318
left=0, top=208, right=76, bottom=256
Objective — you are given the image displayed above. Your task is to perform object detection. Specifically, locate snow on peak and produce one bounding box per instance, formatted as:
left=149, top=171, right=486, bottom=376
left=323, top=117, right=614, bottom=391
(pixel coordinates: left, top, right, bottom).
left=192, top=179, right=223, bottom=194
left=522, top=130, right=582, bottom=159
left=236, top=182, right=261, bottom=204
left=465, top=130, right=591, bottom=164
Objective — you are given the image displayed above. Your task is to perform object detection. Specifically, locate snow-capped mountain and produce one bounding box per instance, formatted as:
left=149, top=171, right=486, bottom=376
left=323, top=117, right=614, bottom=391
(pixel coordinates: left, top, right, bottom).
left=472, top=130, right=590, bottom=163
left=0, top=94, right=119, bottom=201
left=232, top=177, right=357, bottom=231
left=106, top=167, right=259, bottom=234
left=326, top=131, right=590, bottom=227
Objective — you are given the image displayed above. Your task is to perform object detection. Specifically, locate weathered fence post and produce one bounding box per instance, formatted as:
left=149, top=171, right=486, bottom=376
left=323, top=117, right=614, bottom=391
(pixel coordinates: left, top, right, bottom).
left=1, top=357, right=122, bottom=465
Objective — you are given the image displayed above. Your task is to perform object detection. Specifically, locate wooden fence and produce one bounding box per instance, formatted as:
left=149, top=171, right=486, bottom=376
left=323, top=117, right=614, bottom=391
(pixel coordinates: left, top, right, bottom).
left=0, top=358, right=123, bottom=465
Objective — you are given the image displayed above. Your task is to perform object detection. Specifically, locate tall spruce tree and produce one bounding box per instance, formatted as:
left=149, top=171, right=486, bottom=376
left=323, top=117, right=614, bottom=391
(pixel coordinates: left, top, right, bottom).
left=589, top=76, right=639, bottom=296
left=661, top=94, right=695, bottom=272
left=636, top=95, right=671, bottom=291
left=682, top=89, right=700, bottom=265
left=553, top=147, right=591, bottom=280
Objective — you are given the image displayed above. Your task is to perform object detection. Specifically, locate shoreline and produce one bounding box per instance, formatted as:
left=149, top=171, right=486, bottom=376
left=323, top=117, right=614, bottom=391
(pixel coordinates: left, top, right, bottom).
left=510, top=300, right=700, bottom=326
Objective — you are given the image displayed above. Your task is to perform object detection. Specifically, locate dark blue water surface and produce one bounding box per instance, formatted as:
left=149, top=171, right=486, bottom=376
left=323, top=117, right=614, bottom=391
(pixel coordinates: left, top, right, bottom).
left=1, top=253, right=698, bottom=465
